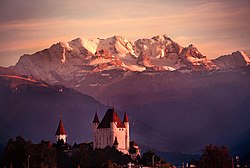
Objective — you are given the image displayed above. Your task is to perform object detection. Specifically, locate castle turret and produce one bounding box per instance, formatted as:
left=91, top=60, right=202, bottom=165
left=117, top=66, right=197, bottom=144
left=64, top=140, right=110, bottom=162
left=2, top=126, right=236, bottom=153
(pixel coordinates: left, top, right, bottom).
left=55, top=116, right=67, bottom=144
left=93, top=112, right=100, bottom=149
left=123, top=112, right=129, bottom=123
left=123, top=112, right=130, bottom=150
left=93, top=112, right=100, bottom=128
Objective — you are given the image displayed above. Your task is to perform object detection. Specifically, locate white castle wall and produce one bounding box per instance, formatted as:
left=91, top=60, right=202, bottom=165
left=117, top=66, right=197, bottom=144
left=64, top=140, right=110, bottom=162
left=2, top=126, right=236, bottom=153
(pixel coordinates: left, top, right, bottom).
left=93, top=121, right=130, bottom=154
left=56, top=134, right=67, bottom=144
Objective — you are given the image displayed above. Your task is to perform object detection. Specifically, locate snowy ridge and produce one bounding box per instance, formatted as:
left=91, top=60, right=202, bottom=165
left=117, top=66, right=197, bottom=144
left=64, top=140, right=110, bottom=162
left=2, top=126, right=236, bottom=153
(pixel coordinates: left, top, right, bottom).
left=212, top=51, right=250, bottom=69
left=11, top=35, right=250, bottom=83
left=0, top=74, right=49, bottom=88
left=239, top=50, right=250, bottom=64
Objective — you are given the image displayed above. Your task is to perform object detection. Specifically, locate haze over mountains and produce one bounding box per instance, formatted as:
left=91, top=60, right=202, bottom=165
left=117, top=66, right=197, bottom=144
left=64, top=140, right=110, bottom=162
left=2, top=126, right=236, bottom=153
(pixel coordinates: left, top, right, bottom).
left=1, top=35, right=250, bottom=163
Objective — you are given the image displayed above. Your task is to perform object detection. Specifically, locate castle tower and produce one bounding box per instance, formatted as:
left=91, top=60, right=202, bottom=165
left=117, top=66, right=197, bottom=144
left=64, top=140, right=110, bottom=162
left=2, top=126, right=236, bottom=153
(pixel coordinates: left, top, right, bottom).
left=93, top=112, right=100, bottom=149
left=93, top=108, right=129, bottom=154
left=55, top=116, right=67, bottom=144
left=93, top=112, right=100, bottom=129
left=123, top=112, right=130, bottom=150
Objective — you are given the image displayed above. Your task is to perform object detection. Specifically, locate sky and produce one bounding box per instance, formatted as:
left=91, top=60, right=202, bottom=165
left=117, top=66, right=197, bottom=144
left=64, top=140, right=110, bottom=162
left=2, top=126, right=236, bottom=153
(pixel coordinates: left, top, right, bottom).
left=0, top=0, right=249, bottom=67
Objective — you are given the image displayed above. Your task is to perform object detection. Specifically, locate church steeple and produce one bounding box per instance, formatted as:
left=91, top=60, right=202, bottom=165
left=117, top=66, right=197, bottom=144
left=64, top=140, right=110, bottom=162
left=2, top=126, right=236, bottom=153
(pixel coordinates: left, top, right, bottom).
left=55, top=115, right=67, bottom=144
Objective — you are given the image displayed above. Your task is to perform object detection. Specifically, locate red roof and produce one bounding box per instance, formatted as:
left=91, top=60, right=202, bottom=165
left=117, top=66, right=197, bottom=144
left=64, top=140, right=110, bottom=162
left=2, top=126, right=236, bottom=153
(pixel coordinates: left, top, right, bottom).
left=98, top=108, right=125, bottom=128
left=55, top=118, right=67, bottom=135
left=123, top=112, right=129, bottom=122
left=93, top=113, right=100, bottom=123
left=130, top=141, right=139, bottom=147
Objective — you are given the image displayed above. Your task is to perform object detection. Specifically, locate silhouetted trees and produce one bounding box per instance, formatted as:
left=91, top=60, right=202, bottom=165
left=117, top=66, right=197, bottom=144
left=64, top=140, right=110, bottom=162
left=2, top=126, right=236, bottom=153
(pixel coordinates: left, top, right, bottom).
left=1, top=136, right=177, bottom=168
left=1, top=136, right=57, bottom=168
left=1, top=136, right=133, bottom=168
left=139, top=151, right=172, bottom=168
left=198, top=144, right=233, bottom=168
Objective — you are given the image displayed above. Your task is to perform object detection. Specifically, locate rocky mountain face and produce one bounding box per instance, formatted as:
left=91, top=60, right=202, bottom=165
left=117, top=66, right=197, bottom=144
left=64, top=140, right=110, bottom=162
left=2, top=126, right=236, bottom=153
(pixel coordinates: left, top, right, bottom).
left=213, top=51, right=250, bottom=69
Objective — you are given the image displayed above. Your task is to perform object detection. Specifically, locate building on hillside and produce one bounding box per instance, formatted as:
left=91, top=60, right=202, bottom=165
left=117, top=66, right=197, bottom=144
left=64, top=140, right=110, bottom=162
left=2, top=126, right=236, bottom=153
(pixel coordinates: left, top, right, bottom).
left=129, top=141, right=141, bottom=160
left=93, top=108, right=130, bottom=154
left=55, top=116, right=67, bottom=144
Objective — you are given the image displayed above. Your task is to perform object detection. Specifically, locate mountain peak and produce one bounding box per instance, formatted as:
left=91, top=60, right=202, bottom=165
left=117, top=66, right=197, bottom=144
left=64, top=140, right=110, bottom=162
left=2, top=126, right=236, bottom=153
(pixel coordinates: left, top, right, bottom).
left=213, top=51, right=250, bottom=69
left=68, top=37, right=99, bottom=55
left=113, top=35, right=125, bottom=40
left=58, top=41, right=73, bottom=51
left=235, top=50, right=249, bottom=57
left=181, top=44, right=205, bottom=59
left=151, top=34, right=170, bottom=41
left=188, top=44, right=194, bottom=48
left=11, top=35, right=250, bottom=84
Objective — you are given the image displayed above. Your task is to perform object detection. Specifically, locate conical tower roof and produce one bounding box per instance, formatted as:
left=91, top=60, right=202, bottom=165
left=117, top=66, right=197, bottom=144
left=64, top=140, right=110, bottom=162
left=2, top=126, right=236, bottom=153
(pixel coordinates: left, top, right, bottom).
left=93, top=113, right=100, bottom=123
left=123, top=112, right=129, bottom=122
left=55, top=117, right=67, bottom=135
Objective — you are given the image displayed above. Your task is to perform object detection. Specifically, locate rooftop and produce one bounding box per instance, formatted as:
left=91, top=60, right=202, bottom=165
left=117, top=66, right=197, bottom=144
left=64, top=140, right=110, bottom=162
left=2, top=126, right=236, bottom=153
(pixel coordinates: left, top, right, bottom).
left=97, top=108, right=125, bottom=128
left=55, top=118, right=67, bottom=135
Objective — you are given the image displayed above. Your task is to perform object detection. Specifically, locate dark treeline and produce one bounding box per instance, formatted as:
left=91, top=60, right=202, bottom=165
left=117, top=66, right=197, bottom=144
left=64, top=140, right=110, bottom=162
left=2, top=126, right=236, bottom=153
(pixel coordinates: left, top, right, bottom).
left=0, top=136, right=173, bottom=168
left=1, top=136, right=244, bottom=168
left=0, top=136, right=132, bottom=168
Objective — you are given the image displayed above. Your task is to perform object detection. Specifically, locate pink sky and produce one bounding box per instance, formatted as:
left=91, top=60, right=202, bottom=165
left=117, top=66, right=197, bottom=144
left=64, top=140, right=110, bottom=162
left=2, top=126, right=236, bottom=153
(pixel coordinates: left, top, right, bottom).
left=0, top=0, right=249, bottom=67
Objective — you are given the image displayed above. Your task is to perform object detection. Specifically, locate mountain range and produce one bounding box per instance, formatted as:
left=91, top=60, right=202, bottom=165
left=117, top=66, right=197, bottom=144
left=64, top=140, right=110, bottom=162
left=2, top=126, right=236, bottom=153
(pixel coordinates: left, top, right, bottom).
left=11, top=35, right=250, bottom=85
left=1, top=35, right=250, bottom=164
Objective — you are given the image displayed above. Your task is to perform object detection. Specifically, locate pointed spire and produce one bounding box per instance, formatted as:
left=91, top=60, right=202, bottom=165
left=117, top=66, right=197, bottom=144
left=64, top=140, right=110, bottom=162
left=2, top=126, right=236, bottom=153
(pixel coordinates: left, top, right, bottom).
left=93, top=112, right=100, bottom=123
left=55, top=116, right=67, bottom=135
left=123, top=111, right=129, bottom=123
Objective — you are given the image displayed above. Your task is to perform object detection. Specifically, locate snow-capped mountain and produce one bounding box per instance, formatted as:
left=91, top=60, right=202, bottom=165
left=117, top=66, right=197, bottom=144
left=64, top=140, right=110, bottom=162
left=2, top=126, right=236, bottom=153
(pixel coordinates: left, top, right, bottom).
left=2, top=35, right=250, bottom=161
left=11, top=35, right=249, bottom=85
left=213, top=51, right=250, bottom=69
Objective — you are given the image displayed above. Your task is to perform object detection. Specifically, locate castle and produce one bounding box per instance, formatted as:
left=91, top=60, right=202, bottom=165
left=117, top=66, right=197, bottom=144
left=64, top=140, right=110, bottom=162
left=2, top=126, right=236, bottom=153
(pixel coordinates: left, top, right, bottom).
left=93, top=108, right=130, bottom=154
left=54, top=108, right=140, bottom=156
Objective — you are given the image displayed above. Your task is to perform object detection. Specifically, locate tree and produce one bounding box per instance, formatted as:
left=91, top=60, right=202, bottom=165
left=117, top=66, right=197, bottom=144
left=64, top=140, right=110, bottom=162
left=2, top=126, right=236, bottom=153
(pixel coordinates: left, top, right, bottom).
left=1, top=136, right=132, bottom=168
left=140, top=151, right=161, bottom=166
left=2, top=137, right=57, bottom=168
left=89, top=146, right=131, bottom=167
left=102, top=160, right=118, bottom=168
left=198, top=144, right=232, bottom=168
left=2, top=136, right=31, bottom=168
